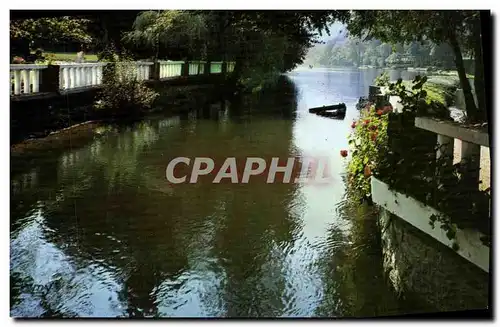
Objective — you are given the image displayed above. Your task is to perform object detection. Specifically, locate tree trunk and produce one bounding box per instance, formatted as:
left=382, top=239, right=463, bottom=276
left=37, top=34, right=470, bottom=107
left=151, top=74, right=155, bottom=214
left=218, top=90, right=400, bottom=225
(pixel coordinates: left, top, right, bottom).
left=448, top=30, right=478, bottom=121
left=473, top=16, right=487, bottom=122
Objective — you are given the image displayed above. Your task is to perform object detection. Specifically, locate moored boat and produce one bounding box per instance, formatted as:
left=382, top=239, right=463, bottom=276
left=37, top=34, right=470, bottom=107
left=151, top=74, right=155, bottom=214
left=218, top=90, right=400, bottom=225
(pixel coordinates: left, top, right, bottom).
left=308, top=103, right=346, bottom=114
left=308, top=103, right=346, bottom=119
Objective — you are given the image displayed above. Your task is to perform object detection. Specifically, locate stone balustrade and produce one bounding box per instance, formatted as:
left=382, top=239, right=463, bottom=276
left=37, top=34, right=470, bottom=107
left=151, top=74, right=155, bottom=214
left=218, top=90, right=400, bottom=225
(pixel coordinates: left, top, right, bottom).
left=158, top=61, right=184, bottom=79
left=10, top=59, right=236, bottom=98
left=210, top=61, right=223, bottom=74
left=10, top=64, right=48, bottom=95
left=59, top=63, right=107, bottom=90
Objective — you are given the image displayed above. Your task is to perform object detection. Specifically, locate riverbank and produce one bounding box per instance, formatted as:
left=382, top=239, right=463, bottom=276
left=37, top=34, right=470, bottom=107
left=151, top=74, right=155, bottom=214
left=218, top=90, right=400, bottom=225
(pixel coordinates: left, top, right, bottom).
left=10, top=83, right=229, bottom=148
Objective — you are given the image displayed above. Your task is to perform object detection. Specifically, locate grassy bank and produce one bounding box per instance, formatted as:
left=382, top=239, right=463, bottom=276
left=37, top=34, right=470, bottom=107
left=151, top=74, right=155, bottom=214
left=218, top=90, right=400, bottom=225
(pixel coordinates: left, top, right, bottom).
left=43, top=52, right=99, bottom=62
left=399, top=74, right=461, bottom=106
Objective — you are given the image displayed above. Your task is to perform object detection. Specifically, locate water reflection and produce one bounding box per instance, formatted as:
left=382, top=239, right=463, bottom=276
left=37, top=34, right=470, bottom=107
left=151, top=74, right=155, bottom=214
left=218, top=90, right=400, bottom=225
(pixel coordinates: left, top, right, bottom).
left=12, top=70, right=421, bottom=317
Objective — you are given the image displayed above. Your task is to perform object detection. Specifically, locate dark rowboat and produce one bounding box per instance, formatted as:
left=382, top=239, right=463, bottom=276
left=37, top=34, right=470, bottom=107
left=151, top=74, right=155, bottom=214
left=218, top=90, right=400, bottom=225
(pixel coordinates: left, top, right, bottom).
left=308, top=103, right=346, bottom=119
left=309, top=103, right=346, bottom=114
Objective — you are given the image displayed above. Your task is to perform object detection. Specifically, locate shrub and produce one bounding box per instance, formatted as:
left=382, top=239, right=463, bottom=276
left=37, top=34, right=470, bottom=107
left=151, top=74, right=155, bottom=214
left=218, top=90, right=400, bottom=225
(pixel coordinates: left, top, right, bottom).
left=374, top=72, right=390, bottom=87
left=94, top=62, right=158, bottom=118
left=346, top=104, right=389, bottom=202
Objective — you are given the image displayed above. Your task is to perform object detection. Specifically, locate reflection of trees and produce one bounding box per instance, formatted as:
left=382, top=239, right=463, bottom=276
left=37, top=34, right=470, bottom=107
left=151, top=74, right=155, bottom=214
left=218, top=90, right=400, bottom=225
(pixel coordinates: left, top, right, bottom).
left=11, top=76, right=304, bottom=317
left=11, top=116, right=192, bottom=317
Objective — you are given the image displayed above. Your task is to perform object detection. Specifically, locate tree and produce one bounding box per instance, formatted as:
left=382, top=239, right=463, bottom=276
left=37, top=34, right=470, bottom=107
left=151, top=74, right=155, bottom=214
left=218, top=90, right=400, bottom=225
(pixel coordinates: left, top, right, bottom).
left=123, top=10, right=208, bottom=61
left=346, top=10, right=485, bottom=122
left=10, top=17, right=93, bottom=58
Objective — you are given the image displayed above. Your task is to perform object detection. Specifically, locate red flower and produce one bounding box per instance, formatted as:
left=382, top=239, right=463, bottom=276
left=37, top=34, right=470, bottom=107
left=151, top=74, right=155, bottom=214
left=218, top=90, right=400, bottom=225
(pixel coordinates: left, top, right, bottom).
left=351, top=121, right=357, bottom=128
left=340, top=150, right=348, bottom=158
left=369, top=124, right=377, bottom=131
left=13, top=56, right=25, bottom=64
left=371, top=132, right=378, bottom=142
left=376, top=110, right=383, bottom=116
left=363, top=119, right=370, bottom=126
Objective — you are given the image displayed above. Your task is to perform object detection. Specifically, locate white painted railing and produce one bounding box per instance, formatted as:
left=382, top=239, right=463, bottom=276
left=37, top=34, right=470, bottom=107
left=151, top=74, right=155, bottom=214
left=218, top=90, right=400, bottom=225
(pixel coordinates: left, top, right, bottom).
left=189, top=61, right=206, bottom=75
left=227, top=62, right=235, bottom=73
left=210, top=61, right=223, bottom=74
left=415, top=116, right=489, bottom=189
left=158, top=60, right=184, bottom=79
left=10, top=64, right=47, bottom=95
left=59, top=63, right=107, bottom=90
left=130, top=61, right=154, bottom=81
left=371, top=177, right=489, bottom=272
left=11, top=59, right=230, bottom=97
left=115, top=61, right=154, bottom=82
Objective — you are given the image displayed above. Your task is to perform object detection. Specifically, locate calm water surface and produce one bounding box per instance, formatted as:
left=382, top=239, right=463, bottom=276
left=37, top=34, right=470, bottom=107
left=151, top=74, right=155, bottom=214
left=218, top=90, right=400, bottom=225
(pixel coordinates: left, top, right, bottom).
left=11, top=68, right=425, bottom=317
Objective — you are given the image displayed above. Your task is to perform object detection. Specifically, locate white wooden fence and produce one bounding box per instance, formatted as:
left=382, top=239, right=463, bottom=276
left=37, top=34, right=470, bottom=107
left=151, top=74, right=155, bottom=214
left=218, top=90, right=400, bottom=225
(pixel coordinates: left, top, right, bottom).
left=158, top=61, right=184, bottom=79
left=10, top=64, right=47, bottom=95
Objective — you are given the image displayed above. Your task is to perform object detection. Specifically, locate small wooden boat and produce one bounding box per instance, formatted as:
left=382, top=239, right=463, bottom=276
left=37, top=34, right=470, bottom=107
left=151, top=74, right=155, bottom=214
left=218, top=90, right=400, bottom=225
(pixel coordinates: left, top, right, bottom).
left=309, top=103, right=346, bottom=114
left=308, top=103, right=346, bottom=120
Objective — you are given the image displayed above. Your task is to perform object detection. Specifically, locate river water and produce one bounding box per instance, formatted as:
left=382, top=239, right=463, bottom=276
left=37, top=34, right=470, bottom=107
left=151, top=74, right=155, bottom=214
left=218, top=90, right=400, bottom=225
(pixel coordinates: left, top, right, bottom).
left=11, top=68, right=428, bottom=318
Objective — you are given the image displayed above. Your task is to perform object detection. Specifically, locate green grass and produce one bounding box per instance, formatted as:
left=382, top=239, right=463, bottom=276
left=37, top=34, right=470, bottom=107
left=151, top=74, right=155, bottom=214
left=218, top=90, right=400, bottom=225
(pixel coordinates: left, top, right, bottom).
left=43, top=52, right=99, bottom=62
left=401, top=75, right=460, bottom=105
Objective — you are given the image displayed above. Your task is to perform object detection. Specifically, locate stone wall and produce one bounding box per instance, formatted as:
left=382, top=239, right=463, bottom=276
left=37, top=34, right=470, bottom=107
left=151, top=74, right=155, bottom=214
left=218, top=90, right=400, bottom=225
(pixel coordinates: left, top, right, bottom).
left=378, top=208, right=489, bottom=312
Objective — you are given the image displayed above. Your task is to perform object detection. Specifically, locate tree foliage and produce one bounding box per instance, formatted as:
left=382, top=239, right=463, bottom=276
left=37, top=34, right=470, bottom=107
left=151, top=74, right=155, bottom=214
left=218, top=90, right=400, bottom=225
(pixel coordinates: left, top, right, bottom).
left=345, top=10, right=485, bottom=122
left=10, top=17, right=93, bottom=48
left=123, top=10, right=208, bottom=60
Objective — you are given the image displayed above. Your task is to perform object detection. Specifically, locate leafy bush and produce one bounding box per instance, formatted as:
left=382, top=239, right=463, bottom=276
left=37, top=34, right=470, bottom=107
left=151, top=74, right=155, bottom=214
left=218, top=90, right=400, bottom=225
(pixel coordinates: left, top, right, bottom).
left=374, top=72, right=390, bottom=87
left=94, top=62, right=158, bottom=117
left=346, top=103, right=390, bottom=202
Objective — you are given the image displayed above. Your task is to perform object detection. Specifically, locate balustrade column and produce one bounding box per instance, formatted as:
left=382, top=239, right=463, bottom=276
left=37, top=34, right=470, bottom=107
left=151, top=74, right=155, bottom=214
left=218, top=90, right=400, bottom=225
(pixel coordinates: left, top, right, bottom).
left=32, top=70, right=40, bottom=92
left=83, top=67, right=89, bottom=86
left=62, top=68, right=69, bottom=89
left=461, top=141, right=481, bottom=189
left=436, top=134, right=454, bottom=167
left=91, top=66, right=97, bottom=85
left=97, top=67, right=103, bottom=85
left=69, top=67, right=76, bottom=88
left=13, top=70, right=21, bottom=95
left=21, top=70, right=30, bottom=94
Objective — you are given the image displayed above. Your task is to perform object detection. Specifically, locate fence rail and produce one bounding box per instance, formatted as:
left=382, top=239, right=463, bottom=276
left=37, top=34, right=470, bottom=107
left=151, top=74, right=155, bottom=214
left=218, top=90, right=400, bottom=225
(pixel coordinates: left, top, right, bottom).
left=415, top=116, right=489, bottom=189
left=10, top=60, right=236, bottom=98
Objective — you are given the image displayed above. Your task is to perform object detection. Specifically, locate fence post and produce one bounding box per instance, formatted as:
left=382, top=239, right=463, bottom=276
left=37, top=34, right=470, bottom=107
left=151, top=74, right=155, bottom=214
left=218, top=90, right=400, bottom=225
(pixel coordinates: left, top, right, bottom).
left=204, top=61, right=210, bottom=76
left=182, top=61, right=189, bottom=77
left=222, top=61, right=228, bottom=76
left=40, top=65, right=61, bottom=93
left=153, top=61, right=160, bottom=80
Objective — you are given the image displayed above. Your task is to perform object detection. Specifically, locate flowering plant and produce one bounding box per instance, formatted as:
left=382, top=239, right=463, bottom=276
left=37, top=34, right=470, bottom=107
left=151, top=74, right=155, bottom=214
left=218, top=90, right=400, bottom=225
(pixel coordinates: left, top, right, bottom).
left=12, top=56, right=25, bottom=64
left=346, top=104, right=389, bottom=201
